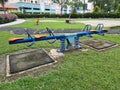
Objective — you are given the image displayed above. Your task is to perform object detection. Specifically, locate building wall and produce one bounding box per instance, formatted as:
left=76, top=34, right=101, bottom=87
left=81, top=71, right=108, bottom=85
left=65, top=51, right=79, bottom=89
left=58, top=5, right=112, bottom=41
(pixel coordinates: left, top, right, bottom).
left=7, top=0, right=93, bottom=14
left=13, top=2, right=41, bottom=14
left=8, top=0, right=19, bottom=3
left=87, top=2, right=94, bottom=12
left=0, top=2, right=18, bottom=14
left=44, top=0, right=50, bottom=5
left=56, top=4, right=61, bottom=14
left=9, top=0, right=40, bottom=4
left=6, top=8, right=18, bottom=13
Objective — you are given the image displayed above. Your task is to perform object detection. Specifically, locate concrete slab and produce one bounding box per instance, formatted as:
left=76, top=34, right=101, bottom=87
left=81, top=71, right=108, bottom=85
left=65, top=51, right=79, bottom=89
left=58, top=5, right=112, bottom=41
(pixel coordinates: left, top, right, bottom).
left=6, top=49, right=56, bottom=77
left=49, top=49, right=64, bottom=59
left=80, top=20, right=120, bottom=27
left=80, top=39, right=118, bottom=51
left=0, top=19, right=25, bottom=28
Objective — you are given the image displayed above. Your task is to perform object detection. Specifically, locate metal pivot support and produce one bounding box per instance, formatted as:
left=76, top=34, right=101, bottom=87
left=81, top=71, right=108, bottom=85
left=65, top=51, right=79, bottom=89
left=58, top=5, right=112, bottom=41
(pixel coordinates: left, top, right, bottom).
left=74, top=36, right=81, bottom=49
left=59, top=38, right=66, bottom=52
left=66, top=39, right=72, bottom=49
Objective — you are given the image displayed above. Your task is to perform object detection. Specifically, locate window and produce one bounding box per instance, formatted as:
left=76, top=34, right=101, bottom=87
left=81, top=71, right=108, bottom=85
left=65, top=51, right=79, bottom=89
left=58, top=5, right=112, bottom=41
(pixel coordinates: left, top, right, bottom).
left=33, top=8, right=40, bottom=10
left=24, top=7, right=31, bottom=10
left=45, top=9, right=50, bottom=11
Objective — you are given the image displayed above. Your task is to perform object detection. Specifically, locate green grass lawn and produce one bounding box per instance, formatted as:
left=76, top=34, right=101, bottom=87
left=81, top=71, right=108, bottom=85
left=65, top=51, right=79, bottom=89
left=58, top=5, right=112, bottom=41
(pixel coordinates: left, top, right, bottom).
left=110, top=26, right=120, bottom=29
left=38, top=18, right=120, bottom=21
left=0, top=30, right=120, bottom=90
left=9, top=18, right=85, bottom=30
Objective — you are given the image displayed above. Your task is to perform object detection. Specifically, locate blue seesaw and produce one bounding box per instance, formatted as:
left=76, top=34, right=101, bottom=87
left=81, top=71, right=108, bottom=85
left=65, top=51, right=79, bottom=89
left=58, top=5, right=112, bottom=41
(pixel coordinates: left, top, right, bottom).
left=9, top=24, right=108, bottom=52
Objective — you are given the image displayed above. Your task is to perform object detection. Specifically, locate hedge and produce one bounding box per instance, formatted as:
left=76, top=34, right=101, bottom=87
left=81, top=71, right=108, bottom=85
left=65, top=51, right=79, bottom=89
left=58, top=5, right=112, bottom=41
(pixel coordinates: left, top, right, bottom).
left=15, top=12, right=120, bottom=18
left=0, top=14, right=18, bottom=24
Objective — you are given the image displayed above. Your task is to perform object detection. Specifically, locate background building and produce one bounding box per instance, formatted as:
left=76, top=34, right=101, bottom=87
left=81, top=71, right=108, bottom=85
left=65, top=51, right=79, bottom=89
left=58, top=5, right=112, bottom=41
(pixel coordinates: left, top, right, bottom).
left=6, top=0, right=93, bottom=14
left=0, top=3, right=18, bottom=14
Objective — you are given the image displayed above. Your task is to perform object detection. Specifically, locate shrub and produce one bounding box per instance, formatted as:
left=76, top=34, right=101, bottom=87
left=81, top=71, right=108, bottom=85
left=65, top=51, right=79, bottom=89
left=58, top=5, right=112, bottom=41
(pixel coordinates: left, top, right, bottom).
left=116, top=4, right=120, bottom=13
left=72, top=8, right=77, bottom=14
left=0, top=14, right=17, bottom=24
left=0, top=16, right=4, bottom=24
left=14, top=12, right=120, bottom=18
left=93, top=6, right=100, bottom=13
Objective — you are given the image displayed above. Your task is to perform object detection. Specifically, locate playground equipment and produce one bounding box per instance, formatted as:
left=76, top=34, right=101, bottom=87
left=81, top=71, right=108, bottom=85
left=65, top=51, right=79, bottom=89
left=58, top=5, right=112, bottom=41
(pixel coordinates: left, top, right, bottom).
left=9, top=24, right=108, bottom=52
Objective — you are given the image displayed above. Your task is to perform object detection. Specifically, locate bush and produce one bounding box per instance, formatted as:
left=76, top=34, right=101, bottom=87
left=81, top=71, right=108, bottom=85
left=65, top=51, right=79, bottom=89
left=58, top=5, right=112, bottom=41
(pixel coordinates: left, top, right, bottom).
left=116, top=4, right=120, bottom=13
left=14, top=12, right=120, bottom=18
left=0, top=14, right=17, bottom=24
left=93, top=6, right=100, bottom=13
left=0, top=16, right=4, bottom=24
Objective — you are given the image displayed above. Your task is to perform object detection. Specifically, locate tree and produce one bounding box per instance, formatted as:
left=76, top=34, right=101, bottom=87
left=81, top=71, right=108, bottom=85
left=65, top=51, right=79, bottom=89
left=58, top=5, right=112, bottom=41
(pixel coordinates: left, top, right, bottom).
left=83, top=0, right=85, bottom=13
left=88, top=0, right=97, bottom=6
left=52, top=0, right=69, bottom=14
left=114, top=0, right=120, bottom=12
left=67, top=0, right=82, bottom=13
left=88, top=0, right=120, bottom=12
left=67, top=0, right=82, bottom=18
left=0, top=0, right=8, bottom=14
left=116, top=4, right=120, bottom=13
left=72, top=7, right=77, bottom=14
left=93, top=5, right=100, bottom=13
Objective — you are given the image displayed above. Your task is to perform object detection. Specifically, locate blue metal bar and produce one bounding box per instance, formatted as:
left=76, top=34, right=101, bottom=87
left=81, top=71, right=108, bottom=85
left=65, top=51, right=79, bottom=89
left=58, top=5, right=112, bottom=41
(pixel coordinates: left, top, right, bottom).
left=9, top=30, right=107, bottom=44
left=9, top=24, right=108, bottom=51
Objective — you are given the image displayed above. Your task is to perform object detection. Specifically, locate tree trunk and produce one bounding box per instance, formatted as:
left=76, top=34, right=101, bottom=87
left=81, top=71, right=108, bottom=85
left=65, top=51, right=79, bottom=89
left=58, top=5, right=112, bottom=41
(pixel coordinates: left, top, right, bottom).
left=1, top=0, right=6, bottom=14
left=68, top=6, right=73, bottom=19
left=83, top=0, right=85, bottom=13
left=60, top=5, right=63, bottom=15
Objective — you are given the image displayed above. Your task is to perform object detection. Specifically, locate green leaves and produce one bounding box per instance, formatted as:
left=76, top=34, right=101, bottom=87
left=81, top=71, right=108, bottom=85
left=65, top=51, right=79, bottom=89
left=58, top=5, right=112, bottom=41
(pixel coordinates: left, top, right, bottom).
left=88, top=0, right=120, bottom=12
left=93, top=5, right=100, bottom=13
left=52, top=0, right=69, bottom=5
left=116, top=4, right=120, bottom=13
